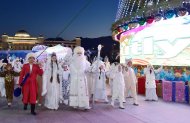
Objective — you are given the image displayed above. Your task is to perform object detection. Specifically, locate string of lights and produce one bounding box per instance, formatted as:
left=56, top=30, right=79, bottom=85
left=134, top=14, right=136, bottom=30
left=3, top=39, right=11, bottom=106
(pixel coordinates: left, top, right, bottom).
left=114, top=0, right=187, bottom=24
left=130, top=0, right=137, bottom=15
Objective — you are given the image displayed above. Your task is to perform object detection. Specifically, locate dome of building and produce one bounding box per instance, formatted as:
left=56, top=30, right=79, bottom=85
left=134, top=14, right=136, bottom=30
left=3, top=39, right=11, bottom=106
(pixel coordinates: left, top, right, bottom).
left=2, top=33, right=7, bottom=35
left=15, top=30, right=30, bottom=37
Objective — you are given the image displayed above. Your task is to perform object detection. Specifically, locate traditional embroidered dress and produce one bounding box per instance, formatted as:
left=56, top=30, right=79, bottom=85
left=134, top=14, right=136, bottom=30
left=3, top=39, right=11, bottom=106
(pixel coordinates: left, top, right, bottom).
left=0, top=66, right=20, bottom=105
left=61, top=65, right=70, bottom=104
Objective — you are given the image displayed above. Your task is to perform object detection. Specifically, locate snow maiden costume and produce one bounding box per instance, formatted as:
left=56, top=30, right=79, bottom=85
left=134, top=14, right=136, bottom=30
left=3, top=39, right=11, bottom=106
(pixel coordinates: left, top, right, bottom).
left=91, top=59, right=108, bottom=102
left=43, top=53, right=63, bottom=110
left=144, top=64, right=162, bottom=101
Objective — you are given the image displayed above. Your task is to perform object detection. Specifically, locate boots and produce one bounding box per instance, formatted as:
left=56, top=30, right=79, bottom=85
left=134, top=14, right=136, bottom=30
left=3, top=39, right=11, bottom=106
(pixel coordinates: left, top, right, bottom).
left=31, top=104, right=36, bottom=115
left=119, top=102, right=125, bottom=109
left=111, top=101, right=114, bottom=107
left=8, top=102, right=12, bottom=107
left=24, top=104, right=28, bottom=110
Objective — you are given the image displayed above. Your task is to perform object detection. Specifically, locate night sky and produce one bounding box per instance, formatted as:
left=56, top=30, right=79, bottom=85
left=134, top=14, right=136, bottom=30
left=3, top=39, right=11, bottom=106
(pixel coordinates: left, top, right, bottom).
left=0, top=0, right=118, bottom=40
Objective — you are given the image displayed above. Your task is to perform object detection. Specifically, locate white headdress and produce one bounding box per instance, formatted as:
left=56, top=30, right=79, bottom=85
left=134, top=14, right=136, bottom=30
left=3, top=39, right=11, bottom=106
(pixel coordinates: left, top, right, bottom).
left=147, top=63, right=153, bottom=69
left=125, top=58, right=132, bottom=64
left=115, top=64, right=122, bottom=72
left=12, top=57, right=20, bottom=66
left=0, top=60, right=6, bottom=68
left=25, top=52, right=36, bottom=61
left=74, top=46, right=85, bottom=55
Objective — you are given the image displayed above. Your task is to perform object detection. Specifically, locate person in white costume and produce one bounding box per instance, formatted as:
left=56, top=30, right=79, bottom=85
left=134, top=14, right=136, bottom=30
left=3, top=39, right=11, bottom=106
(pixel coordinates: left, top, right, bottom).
left=111, top=64, right=125, bottom=109
left=43, top=53, right=63, bottom=110
left=106, top=62, right=118, bottom=97
left=85, top=61, right=93, bottom=99
left=91, top=59, right=108, bottom=103
left=124, top=58, right=139, bottom=106
left=12, top=58, right=22, bottom=85
left=69, top=46, right=91, bottom=110
left=61, top=64, right=70, bottom=105
left=122, top=65, right=132, bottom=99
left=144, top=64, right=162, bottom=101
left=104, top=56, right=110, bottom=72
left=104, top=56, right=111, bottom=95
left=0, top=63, right=6, bottom=97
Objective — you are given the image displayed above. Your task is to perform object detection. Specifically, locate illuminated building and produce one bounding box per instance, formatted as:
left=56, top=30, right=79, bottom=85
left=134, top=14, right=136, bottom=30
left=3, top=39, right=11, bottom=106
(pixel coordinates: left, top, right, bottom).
left=112, top=0, right=190, bottom=66
left=0, top=30, right=81, bottom=50
left=0, top=30, right=44, bottom=50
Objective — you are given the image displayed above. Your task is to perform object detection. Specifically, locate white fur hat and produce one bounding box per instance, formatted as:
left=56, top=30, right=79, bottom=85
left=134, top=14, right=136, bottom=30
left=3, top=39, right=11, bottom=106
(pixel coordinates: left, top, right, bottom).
left=26, top=52, right=36, bottom=60
left=74, top=46, right=85, bottom=55
left=125, top=58, right=132, bottom=64
left=147, top=64, right=153, bottom=68
left=15, top=57, right=20, bottom=62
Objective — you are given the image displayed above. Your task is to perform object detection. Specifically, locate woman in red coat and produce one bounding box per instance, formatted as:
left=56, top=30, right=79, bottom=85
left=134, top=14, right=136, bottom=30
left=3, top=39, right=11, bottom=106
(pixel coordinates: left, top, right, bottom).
left=19, top=52, right=43, bottom=115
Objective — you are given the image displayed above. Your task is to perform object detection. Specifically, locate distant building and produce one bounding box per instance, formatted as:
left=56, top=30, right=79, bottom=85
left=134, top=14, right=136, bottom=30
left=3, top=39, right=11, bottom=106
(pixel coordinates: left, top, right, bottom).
left=0, top=30, right=81, bottom=50
left=0, top=30, right=44, bottom=50
left=44, top=37, right=81, bottom=49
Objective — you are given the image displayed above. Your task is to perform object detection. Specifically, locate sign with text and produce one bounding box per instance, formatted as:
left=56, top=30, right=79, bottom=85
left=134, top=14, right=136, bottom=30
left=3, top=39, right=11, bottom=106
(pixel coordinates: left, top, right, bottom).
left=120, top=15, right=190, bottom=66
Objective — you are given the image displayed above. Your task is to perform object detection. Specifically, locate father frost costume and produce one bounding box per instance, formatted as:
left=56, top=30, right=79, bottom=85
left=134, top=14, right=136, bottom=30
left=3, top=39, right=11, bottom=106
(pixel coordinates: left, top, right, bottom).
left=69, top=46, right=91, bottom=109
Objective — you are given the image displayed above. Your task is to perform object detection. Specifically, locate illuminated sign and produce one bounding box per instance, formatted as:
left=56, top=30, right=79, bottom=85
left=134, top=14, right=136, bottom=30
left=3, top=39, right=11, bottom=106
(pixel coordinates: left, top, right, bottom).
left=120, top=15, right=190, bottom=66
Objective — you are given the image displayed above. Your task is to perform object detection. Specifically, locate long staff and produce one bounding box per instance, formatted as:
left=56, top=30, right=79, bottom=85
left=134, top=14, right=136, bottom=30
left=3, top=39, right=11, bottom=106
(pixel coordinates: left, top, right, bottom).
left=92, top=44, right=102, bottom=108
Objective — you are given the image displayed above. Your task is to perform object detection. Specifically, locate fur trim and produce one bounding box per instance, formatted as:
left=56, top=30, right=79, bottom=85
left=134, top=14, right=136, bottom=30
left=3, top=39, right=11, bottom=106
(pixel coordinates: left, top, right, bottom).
left=74, top=46, right=84, bottom=55
left=125, top=58, right=132, bottom=64
left=25, top=52, right=36, bottom=60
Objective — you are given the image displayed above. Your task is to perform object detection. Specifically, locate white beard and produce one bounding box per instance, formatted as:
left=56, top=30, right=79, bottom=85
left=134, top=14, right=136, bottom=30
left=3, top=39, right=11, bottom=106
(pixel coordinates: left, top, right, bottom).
left=72, top=55, right=86, bottom=71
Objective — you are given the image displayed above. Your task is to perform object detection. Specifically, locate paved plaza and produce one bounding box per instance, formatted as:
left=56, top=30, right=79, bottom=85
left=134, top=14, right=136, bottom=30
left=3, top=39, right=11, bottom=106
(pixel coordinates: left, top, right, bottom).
left=0, top=95, right=190, bottom=123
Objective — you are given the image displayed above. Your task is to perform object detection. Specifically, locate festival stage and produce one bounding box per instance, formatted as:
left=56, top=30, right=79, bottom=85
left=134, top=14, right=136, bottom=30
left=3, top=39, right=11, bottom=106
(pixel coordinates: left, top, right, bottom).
left=0, top=95, right=190, bottom=123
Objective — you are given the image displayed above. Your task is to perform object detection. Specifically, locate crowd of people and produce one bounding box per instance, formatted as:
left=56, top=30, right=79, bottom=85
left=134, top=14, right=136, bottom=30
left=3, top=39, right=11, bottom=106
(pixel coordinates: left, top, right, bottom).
left=0, top=45, right=169, bottom=116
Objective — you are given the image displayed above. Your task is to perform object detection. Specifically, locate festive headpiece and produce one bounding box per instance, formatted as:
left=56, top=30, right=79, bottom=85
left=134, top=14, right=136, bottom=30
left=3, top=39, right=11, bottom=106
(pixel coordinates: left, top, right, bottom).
left=74, top=46, right=85, bottom=55
left=125, top=58, right=132, bottom=64
left=26, top=52, right=36, bottom=60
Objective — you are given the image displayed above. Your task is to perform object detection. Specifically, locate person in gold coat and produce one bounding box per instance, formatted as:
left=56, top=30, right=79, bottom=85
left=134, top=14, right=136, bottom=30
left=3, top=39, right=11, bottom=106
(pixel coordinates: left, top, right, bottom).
left=0, top=63, right=20, bottom=107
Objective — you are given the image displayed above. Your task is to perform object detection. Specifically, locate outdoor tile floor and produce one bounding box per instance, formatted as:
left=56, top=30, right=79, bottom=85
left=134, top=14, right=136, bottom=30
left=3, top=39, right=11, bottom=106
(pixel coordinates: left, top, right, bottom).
left=0, top=95, right=190, bottom=123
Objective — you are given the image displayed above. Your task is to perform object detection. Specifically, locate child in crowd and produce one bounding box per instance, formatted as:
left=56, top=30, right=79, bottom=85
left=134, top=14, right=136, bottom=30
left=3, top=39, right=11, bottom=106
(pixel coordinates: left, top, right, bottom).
left=19, top=52, right=43, bottom=115
left=0, top=63, right=20, bottom=107
left=61, top=65, right=70, bottom=105
left=0, top=63, right=6, bottom=97
left=111, top=64, right=125, bottom=109
left=144, top=64, right=162, bottom=101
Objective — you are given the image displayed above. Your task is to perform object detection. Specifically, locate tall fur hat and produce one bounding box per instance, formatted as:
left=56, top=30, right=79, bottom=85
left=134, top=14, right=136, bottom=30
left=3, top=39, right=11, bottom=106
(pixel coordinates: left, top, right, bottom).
left=74, top=46, right=85, bottom=55
left=147, top=64, right=153, bottom=69
left=125, top=58, right=132, bottom=64
left=26, top=52, right=36, bottom=61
